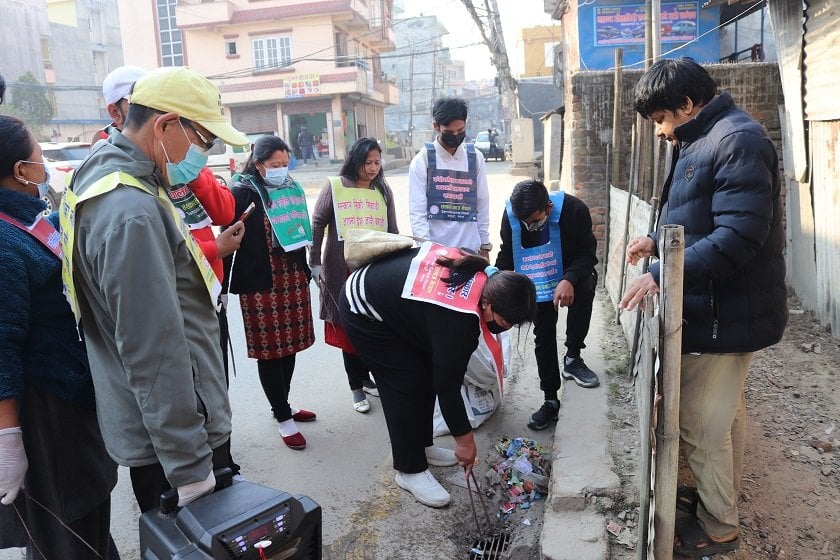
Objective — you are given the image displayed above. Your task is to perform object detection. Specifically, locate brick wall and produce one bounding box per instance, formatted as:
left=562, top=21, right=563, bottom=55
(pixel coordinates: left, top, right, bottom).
left=564, top=62, right=784, bottom=264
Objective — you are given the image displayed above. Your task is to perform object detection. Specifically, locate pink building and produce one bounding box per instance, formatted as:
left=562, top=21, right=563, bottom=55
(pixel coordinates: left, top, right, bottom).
left=117, top=0, right=398, bottom=160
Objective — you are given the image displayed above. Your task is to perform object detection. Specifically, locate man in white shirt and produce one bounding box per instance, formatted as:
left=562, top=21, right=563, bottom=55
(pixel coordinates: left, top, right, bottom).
left=408, top=97, right=491, bottom=257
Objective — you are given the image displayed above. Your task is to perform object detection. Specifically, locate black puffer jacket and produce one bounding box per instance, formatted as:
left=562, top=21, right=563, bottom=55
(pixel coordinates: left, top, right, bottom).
left=649, top=92, right=787, bottom=353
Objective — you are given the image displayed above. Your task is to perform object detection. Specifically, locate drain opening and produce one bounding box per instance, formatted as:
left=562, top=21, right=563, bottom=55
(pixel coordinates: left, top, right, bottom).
left=468, top=530, right=511, bottom=559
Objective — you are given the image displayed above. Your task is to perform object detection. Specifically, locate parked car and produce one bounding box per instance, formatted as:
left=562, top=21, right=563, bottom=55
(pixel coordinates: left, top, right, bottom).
left=671, top=20, right=697, bottom=36
left=474, top=130, right=506, bottom=161
left=38, top=141, right=91, bottom=213
left=206, top=141, right=251, bottom=186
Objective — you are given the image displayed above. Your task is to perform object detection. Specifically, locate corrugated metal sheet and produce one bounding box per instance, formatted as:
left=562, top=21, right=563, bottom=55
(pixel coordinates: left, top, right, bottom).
left=770, top=0, right=809, bottom=181
left=810, top=121, right=840, bottom=336
left=804, top=0, right=840, bottom=120
left=230, top=104, right=277, bottom=135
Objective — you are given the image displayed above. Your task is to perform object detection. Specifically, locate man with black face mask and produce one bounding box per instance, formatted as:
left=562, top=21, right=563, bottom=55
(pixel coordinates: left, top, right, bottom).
left=408, top=97, right=491, bottom=258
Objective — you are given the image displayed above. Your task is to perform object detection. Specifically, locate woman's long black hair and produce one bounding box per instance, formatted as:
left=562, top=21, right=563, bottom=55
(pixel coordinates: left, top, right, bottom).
left=0, top=115, right=33, bottom=181
left=339, top=137, right=390, bottom=208
left=242, top=135, right=291, bottom=185
left=436, top=250, right=537, bottom=326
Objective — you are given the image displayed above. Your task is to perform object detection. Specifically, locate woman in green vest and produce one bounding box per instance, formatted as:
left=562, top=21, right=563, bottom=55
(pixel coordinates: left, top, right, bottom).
left=224, top=135, right=316, bottom=451
left=310, top=138, right=399, bottom=413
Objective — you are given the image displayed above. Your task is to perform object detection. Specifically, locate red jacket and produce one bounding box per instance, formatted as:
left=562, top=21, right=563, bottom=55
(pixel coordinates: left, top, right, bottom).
left=189, top=168, right=236, bottom=279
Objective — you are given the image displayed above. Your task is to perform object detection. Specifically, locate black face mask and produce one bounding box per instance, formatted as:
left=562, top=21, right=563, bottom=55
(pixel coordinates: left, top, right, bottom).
left=440, top=131, right=466, bottom=149
left=486, top=320, right=508, bottom=334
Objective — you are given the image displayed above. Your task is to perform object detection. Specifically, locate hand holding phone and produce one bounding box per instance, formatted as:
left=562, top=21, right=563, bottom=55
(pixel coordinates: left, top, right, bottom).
left=238, top=202, right=256, bottom=223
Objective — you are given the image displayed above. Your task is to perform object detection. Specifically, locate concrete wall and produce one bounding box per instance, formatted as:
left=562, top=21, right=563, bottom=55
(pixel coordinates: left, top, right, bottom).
left=0, top=0, right=49, bottom=99
left=562, top=62, right=784, bottom=266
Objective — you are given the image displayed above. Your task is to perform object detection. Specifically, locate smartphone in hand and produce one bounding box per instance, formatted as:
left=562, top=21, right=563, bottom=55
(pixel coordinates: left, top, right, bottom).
left=238, top=202, right=256, bottom=222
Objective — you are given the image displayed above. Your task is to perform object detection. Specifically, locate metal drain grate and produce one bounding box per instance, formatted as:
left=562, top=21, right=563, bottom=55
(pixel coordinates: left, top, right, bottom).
left=468, top=530, right=511, bottom=559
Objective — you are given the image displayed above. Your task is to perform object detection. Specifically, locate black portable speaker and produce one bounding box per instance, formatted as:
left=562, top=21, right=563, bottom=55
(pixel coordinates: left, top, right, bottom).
left=139, top=477, right=321, bottom=560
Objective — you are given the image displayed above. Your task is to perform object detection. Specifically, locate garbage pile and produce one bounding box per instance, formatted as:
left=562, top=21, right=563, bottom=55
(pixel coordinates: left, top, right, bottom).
left=486, top=437, right=551, bottom=520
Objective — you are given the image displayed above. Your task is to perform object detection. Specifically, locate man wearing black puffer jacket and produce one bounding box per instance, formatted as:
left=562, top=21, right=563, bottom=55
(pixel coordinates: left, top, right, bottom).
left=620, top=58, right=787, bottom=558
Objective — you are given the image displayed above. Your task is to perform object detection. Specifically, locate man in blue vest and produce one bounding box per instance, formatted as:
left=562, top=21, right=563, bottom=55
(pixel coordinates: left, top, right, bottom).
left=408, top=97, right=491, bottom=257
left=496, top=179, right=600, bottom=431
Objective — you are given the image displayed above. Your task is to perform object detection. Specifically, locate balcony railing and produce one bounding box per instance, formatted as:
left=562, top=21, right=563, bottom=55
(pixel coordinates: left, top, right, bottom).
left=336, top=55, right=370, bottom=70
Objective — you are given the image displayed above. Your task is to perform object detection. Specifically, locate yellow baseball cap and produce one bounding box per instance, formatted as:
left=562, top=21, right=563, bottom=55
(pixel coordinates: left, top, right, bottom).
left=130, top=66, right=249, bottom=147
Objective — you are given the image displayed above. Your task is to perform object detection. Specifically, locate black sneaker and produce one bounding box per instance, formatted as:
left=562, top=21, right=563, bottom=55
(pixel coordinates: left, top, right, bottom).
left=527, top=400, right=559, bottom=430
left=563, top=356, right=600, bottom=388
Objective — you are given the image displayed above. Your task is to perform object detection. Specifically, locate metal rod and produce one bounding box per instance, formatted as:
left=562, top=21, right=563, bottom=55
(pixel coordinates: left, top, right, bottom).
left=471, top=471, right=494, bottom=529
left=466, top=472, right=483, bottom=536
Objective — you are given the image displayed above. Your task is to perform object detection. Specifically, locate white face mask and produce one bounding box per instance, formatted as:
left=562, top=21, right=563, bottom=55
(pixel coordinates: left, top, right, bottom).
left=18, top=160, right=51, bottom=198
left=264, top=166, right=289, bottom=187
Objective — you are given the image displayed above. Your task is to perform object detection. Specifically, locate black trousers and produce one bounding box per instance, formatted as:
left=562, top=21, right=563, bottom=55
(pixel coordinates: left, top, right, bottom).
left=129, top=439, right=235, bottom=513
left=4, top=386, right=120, bottom=559
left=534, top=270, right=596, bottom=398
left=340, top=307, right=434, bottom=474
left=257, top=355, right=296, bottom=421
left=343, top=351, right=371, bottom=391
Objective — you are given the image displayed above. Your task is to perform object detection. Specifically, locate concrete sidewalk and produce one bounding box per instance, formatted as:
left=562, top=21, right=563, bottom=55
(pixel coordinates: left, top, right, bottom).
left=540, top=292, right=622, bottom=559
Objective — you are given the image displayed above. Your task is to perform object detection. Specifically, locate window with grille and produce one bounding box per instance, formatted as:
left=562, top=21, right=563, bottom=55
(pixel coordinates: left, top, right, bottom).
left=156, top=0, right=183, bottom=66
left=252, top=36, right=292, bottom=71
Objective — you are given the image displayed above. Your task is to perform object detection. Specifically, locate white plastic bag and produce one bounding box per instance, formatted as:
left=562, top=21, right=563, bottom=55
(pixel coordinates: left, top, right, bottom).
left=433, top=328, right=509, bottom=436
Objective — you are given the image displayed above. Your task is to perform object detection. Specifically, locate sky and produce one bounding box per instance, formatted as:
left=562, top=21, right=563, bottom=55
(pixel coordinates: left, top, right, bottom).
left=398, top=0, right=557, bottom=81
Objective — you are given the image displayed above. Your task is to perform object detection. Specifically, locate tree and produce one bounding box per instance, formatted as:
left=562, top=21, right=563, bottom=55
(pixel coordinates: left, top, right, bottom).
left=458, top=0, right=518, bottom=121
left=0, top=72, right=54, bottom=135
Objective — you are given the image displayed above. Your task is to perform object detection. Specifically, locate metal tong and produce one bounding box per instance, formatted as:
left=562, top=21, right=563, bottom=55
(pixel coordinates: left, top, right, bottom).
left=465, top=470, right=495, bottom=536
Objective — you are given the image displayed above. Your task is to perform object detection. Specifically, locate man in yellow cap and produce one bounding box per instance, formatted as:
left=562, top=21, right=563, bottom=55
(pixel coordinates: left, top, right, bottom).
left=60, top=67, right=248, bottom=512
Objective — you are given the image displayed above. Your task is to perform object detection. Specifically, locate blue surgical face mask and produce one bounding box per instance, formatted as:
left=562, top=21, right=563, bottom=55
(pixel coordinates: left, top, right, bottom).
left=263, top=166, right=289, bottom=187
left=161, top=123, right=209, bottom=186
left=18, top=161, right=51, bottom=198
left=37, top=170, right=51, bottom=198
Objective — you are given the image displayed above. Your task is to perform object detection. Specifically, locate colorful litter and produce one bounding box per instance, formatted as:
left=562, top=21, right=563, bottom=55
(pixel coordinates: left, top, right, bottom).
left=487, top=437, right=552, bottom=521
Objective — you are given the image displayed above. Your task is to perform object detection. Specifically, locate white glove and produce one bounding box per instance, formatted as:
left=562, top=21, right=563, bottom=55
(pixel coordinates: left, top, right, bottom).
left=0, top=427, right=27, bottom=505
left=310, top=265, right=324, bottom=285
left=176, top=469, right=216, bottom=507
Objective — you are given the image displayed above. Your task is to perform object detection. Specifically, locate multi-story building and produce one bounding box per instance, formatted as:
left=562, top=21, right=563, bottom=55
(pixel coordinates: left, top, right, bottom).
left=0, top=0, right=123, bottom=141
left=117, top=0, right=398, bottom=161
left=520, top=25, right=562, bottom=78
left=383, top=15, right=453, bottom=148
left=46, top=0, right=124, bottom=140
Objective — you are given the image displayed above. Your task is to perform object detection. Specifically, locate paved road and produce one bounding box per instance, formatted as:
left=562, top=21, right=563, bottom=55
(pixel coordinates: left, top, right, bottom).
left=3, top=160, right=556, bottom=559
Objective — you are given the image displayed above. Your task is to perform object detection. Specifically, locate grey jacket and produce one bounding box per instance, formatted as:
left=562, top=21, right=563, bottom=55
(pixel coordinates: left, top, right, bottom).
left=69, top=131, right=231, bottom=487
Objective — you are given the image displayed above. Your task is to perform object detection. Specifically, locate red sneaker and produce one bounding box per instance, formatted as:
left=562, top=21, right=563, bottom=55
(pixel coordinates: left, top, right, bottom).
left=281, top=432, right=306, bottom=450
left=292, top=409, right=316, bottom=422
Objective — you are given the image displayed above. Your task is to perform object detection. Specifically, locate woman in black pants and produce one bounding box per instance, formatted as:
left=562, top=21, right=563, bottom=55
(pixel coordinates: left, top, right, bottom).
left=339, top=245, right=536, bottom=508
left=224, top=136, right=316, bottom=450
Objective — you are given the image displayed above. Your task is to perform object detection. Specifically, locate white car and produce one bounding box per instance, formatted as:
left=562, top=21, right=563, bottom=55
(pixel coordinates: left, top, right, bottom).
left=39, top=141, right=91, bottom=212
left=206, top=141, right=251, bottom=186
left=474, top=130, right=506, bottom=161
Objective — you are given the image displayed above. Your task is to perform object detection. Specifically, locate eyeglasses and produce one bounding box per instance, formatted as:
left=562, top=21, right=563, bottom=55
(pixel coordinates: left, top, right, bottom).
left=181, top=119, right=217, bottom=151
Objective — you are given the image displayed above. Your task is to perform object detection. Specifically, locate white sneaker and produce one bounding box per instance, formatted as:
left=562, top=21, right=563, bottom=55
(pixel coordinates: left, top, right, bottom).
left=425, top=445, right=458, bottom=467
left=353, top=398, right=371, bottom=413
left=395, top=470, right=451, bottom=507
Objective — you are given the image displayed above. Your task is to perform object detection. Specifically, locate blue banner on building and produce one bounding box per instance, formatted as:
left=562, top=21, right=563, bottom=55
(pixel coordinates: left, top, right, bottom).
left=581, top=1, right=718, bottom=69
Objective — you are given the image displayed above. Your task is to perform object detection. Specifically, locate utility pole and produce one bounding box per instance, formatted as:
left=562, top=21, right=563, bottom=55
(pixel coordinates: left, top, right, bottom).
left=407, top=47, right=415, bottom=148
left=431, top=47, right=437, bottom=100
left=459, top=0, right=518, bottom=122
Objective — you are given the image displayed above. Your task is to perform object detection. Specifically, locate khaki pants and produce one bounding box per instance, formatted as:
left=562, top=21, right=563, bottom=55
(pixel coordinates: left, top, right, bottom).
left=680, top=352, right=753, bottom=539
